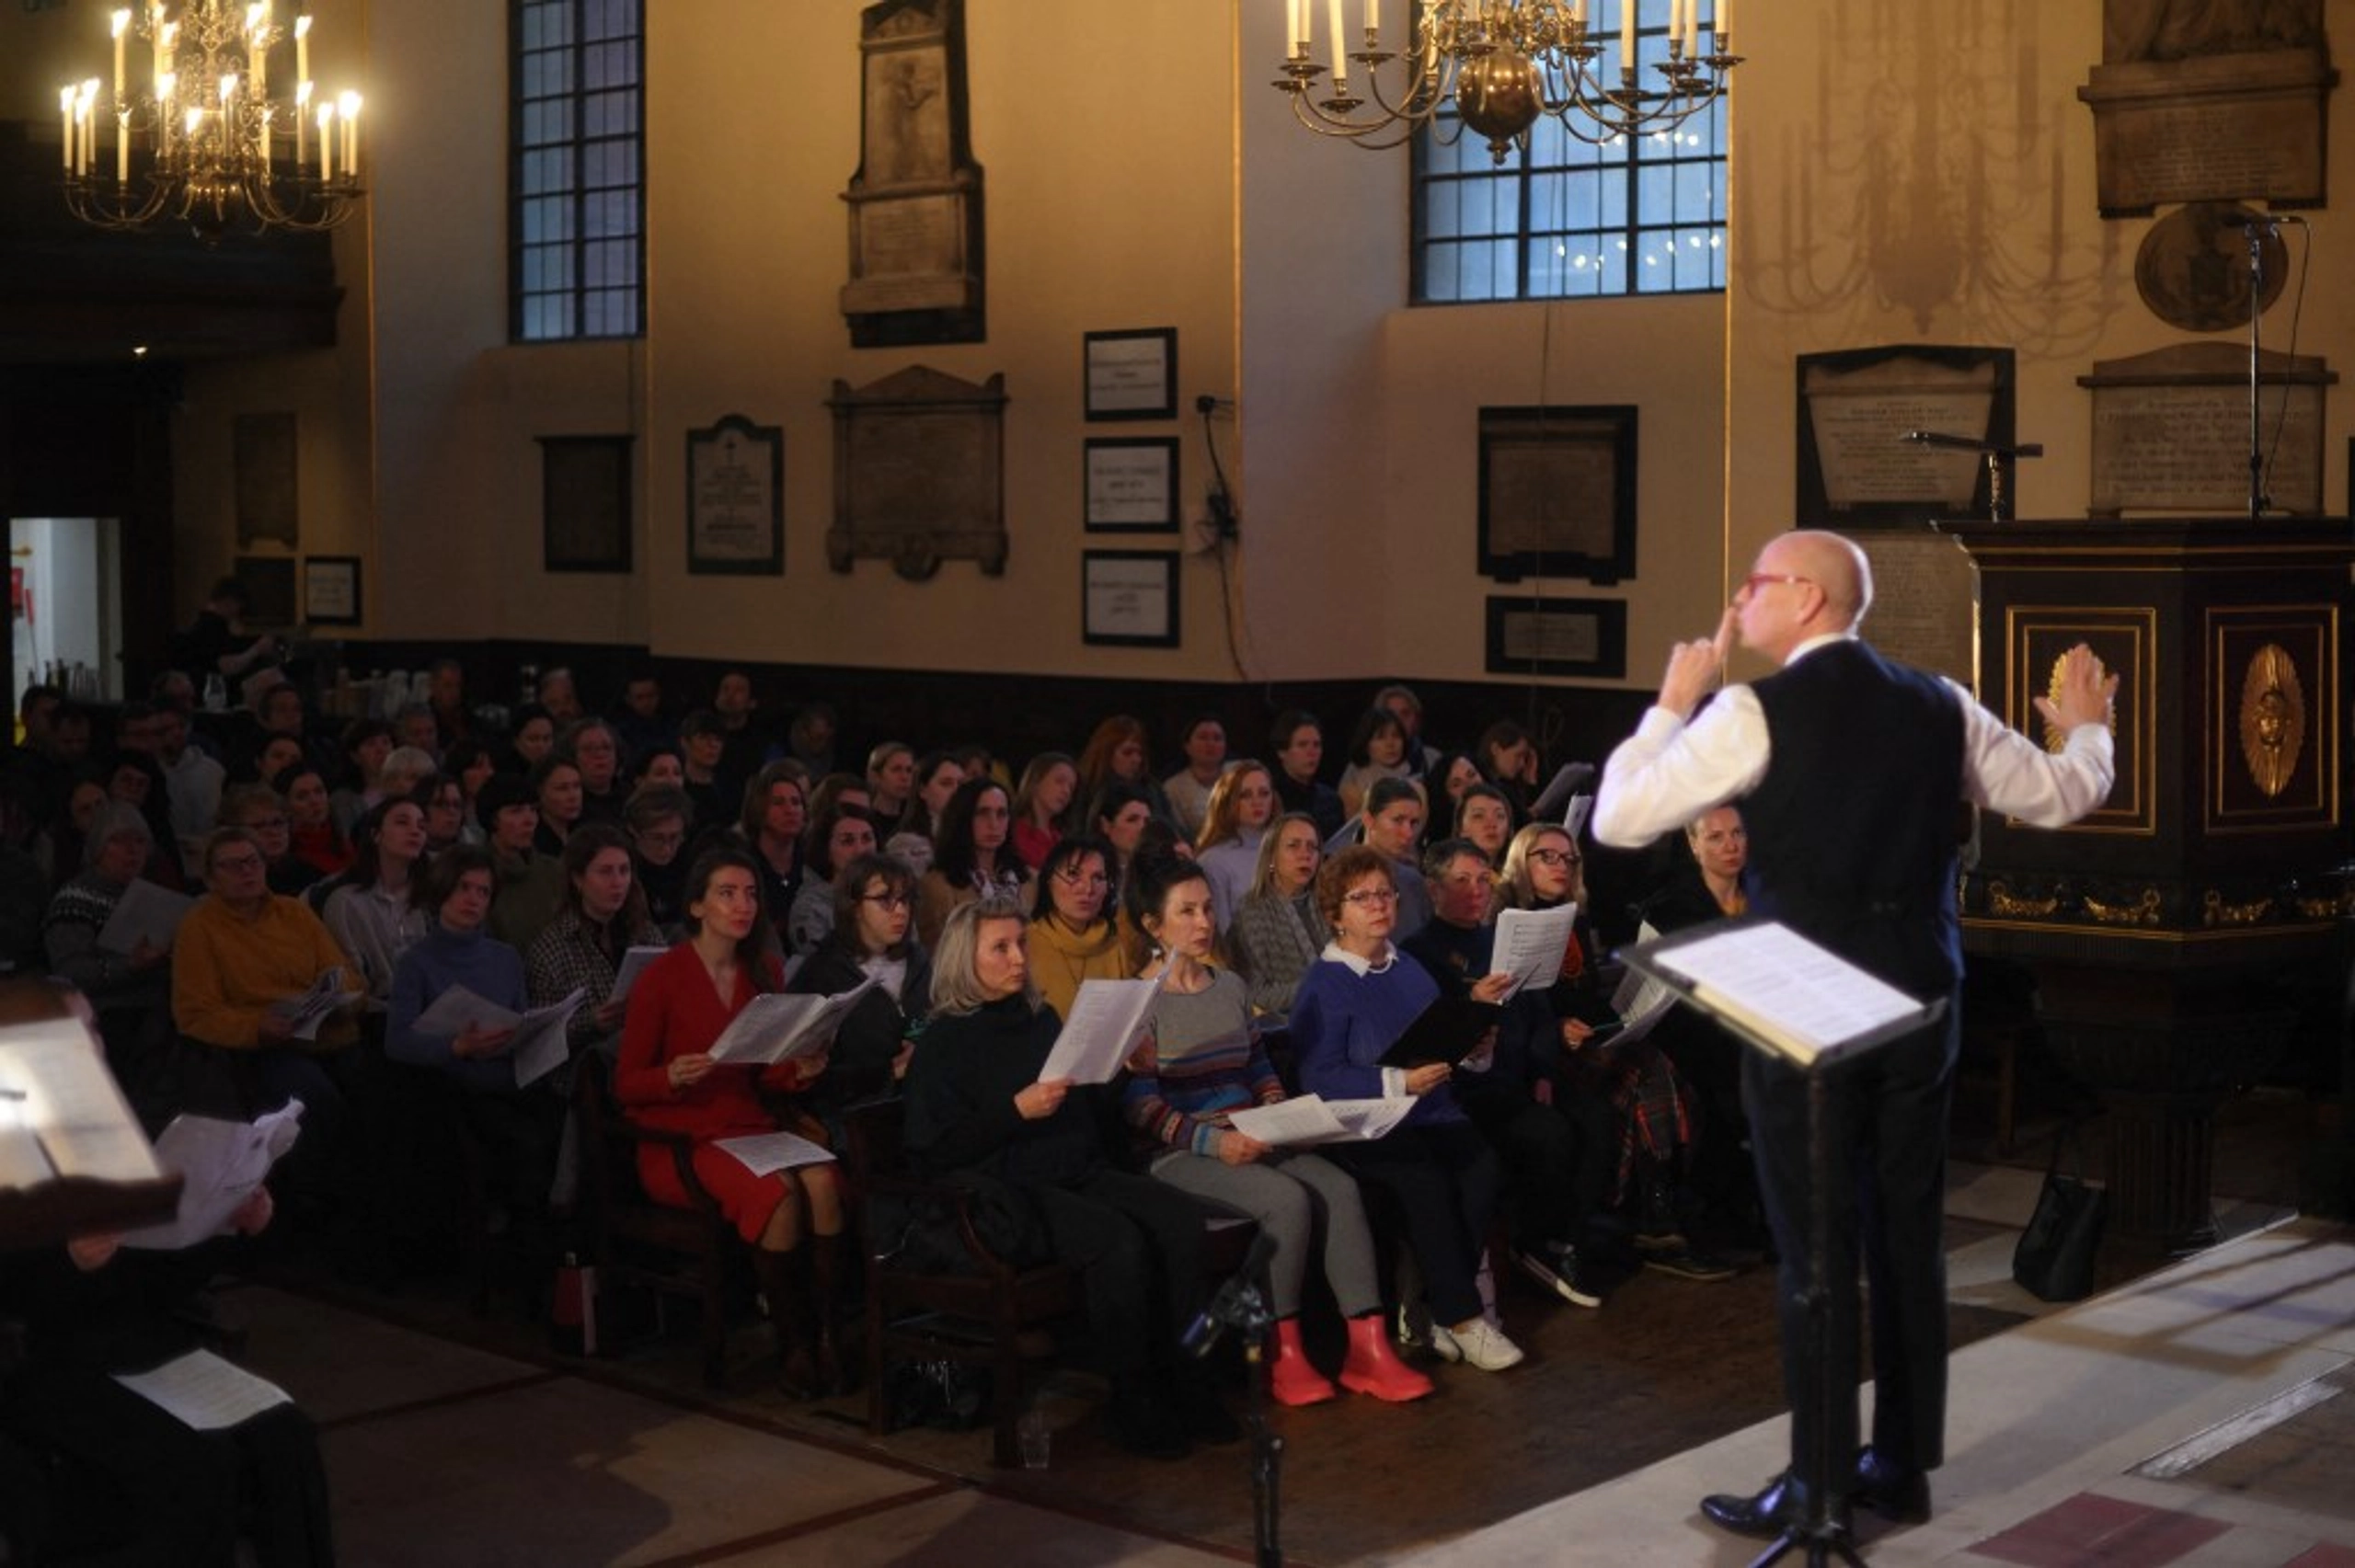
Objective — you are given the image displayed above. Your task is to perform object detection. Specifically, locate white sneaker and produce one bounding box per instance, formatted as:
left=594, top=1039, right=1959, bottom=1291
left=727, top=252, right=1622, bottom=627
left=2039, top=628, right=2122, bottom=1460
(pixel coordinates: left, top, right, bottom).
left=1430, top=1318, right=1524, bottom=1372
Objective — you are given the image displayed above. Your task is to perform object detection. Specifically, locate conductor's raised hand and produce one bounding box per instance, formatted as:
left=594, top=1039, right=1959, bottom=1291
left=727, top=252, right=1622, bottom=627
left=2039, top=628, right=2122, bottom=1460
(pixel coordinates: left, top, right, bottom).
left=1658, top=606, right=1739, bottom=720
left=1016, top=1077, right=1071, bottom=1120
left=2034, top=643, right=2120, bottom=734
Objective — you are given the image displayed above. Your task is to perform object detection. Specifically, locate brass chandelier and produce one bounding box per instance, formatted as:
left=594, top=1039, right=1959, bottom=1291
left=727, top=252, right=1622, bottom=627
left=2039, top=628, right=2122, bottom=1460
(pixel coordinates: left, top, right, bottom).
left=61, top=1, right=364, bottom=236
left=1273, top=0, right=1740, bottom=162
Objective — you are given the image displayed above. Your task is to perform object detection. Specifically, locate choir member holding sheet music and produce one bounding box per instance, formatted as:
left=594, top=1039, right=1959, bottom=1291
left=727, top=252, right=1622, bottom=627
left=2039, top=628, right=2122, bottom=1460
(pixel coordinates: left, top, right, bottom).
left=1288, top=845, right=1521, bottom=1374
left=901, top=897, right=1235, bottom=1460
left=1594, top=529, right=2118, bottom=1539
left=787, top=852, right=931, bottom=1136
left=1120, top=854, right=1431, bottom=1408
left=1, top=1197, right=335, bottom=1566
left=615, top=847, right=848, bottom=1398
left=1405, top=837, right=1616, bottom=1310
left=527, top=824, right=664, bottom=1061
left=1025, top=835, right=1134, bottom=1022
left=388, top=845, right=569, bottom=1275
left=43, top=801, right=181, bottom=1122
left=171, top=829, right=365, bottom=1187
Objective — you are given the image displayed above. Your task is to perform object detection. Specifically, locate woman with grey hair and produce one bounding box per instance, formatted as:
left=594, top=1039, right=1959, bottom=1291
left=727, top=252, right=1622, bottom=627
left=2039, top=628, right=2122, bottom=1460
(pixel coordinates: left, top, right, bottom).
left=900, top=897, right=1235, bottom=1460
left=43, top=800, right=179, bottom=1116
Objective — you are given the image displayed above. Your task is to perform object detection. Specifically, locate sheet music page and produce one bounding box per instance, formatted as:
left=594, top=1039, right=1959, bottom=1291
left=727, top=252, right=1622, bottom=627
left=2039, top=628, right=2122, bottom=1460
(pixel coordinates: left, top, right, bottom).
left=608, top=945, right=669, bottom=1005
left=509, top=990, right=585, bottom=1087
left=112, top=1349, right=293, bottom=1431
left=1563, top=794, right=1593, bottom=840
left=1493, top=903, right=1579, bottom=998
left=707, top=993, right=825, bottom=1065
left=1039, top=978, right=1161, bottom=1085
left=409, top=985, right=519, bottom=1037
left=0, top=1122, right=52, bottom=1187
left=1225, top=1095, right=1348, bottom=1147
left=1327, top=1096, right=1418, bottom=1140
left=97, top=879, right=195, bottom=956
left=1655, top=924, right=1924, bottom=1062
left=1609, top=922, right=1675, bottom=1022
left=713, top=1130, right=839, bottom=1176
left=0, top=1017, right=164, bottom=1184
left=271, top=968, right=353, bottom=1042
left=122, top=1100, right=304, bottom=1251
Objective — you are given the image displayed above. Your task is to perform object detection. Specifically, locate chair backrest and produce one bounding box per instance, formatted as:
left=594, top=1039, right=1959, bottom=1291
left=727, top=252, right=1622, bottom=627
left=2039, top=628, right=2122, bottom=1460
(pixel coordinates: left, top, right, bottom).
left=840, top=1095, right=906, bottom=1187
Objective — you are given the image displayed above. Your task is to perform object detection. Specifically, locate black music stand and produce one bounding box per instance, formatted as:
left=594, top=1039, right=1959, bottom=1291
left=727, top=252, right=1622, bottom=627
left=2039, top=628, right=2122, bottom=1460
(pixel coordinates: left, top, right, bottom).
left=1620, top=920, right=1946, bottom=1568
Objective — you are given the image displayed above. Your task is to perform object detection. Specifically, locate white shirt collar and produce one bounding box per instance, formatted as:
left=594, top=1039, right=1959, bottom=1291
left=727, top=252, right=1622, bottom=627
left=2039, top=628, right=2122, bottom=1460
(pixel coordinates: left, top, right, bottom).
left=1321, top=939, right=1395, bottom=976
left=1784, top=629, right=1860, bottom=667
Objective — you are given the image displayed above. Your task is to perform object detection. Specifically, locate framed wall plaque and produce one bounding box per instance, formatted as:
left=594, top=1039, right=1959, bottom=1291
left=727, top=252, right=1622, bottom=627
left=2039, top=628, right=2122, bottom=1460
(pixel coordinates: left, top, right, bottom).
left=686, top=415, right=785, bottom=576
left=1084, top=438, right=1179, bottom=532
left=1083, top=550, right=1180, bottom=647
left=233, top=555, right=298, bottom=629
left=538, top=435, right=634, bottom=573
left=1084, top=328, right=1178, bottom=421
left=1476, top=406, right=1637, bottom=584
left=302, top=555, right=362, bottom=626
left=1796, top=345, right=2016, bottom=528
left=1484, top=596, right=1627, bottom=680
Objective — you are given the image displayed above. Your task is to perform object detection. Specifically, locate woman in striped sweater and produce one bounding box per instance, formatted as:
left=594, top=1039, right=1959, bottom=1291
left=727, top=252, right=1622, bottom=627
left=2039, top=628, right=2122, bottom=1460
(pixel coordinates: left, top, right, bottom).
left=1120, top=853, right=1430, bottom=1408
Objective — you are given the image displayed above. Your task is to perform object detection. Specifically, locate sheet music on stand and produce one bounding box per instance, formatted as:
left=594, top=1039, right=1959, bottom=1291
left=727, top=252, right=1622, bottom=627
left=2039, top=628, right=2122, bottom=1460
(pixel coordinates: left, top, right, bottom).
left=1616, top=917, right=1943, bottom=1069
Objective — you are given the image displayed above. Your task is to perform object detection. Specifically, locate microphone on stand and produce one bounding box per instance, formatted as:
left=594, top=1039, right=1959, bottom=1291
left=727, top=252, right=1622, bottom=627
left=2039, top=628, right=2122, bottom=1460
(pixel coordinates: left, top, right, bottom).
left=1182, top=1230, right=1278, bottom=1360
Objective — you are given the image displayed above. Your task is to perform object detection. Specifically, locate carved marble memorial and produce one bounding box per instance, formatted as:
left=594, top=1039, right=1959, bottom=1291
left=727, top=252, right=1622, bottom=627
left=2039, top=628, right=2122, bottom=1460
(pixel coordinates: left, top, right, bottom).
left=1796, top=347, right=2017, bottom=528
left=840, top=0, right=985, bottom=348
left=2079, top=1, right=2336, bottom=214
left=2079, top=342, right=2336, bottom=515
left=825, top=364, right=1007, bottom=580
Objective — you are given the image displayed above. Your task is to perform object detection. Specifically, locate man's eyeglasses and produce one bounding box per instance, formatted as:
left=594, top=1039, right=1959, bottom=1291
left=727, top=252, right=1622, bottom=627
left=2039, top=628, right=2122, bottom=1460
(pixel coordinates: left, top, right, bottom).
left=1739, top=572, right=1815, bottom=599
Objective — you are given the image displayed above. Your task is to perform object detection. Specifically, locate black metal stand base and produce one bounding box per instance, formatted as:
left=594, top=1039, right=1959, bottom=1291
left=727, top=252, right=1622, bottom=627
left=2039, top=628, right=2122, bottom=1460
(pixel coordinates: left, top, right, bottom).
left=1749, top=1521, right=1867, bottom=1568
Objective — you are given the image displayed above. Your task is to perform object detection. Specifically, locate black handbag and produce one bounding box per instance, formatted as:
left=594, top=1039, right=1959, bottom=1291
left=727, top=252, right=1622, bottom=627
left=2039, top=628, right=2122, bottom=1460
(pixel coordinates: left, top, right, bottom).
left=2013, top=1123, right=2108, bottom=1302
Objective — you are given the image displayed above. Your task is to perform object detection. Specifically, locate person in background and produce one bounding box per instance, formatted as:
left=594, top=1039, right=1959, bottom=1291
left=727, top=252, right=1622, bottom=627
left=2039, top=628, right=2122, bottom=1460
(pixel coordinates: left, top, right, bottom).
left=623, top=783, right=695, bottom=931
left=42, top=801, right=177, bottom=1120
left=1228, top=811, right=1327, bottom=1018
left=530, top=753, right=586, bottom=859
left=1010, top=750, right=1079, bottom=872
left=1269, top=711, right=1345, bottom=842
left=1162, top=715, right=1228, bottom=841
left=628, top=743, right=686, bottom=796
left=895, top=751, right=966, bottom=852
left=218, top=783, right=321, bottom=898
left=322, top=796, right=431, bottom=1005
left=418, top=771, right=477, bottom=855
left=865, top=741, right=917, bottom=828
left=616, top=847, right=848, bottom=1398
left=427, top=657, right=472, bottom=750
left=1121, top=852, right=1430, bottom=1409
left=739, top=761, right=810, bottom=952
left=1354, top=776, right=1432, bottom=941
left=1454, top=783, right=1514, bottom=869
left=1089, top=779, right=1155, bottom=903
left=916, top=774, right=1025, bottom=949
left=715, top=671, right=778, bottom=784
left=504, top=704, right=558, bottom=774
left=1423, top=751, right=1484, bottom=834
left=392, top=704, right=442, bottom=761
left=612, top=670, right=674, bottom=764
left=537, top=667, right=585, bottom=727
left=788, top=801, right=879, bottom=957
left=1474, top=720, right=1542, bottom=826
left=783, top=700, right=837, bottom=780
left=561, top=718, right=626, bottom=824
left=1075, top=715, right=1178, bottom=832
left=1195, top=761, right=1276, bottom=932
left=676, top=709, right=739, bottom=834
left=1375, top=683, right=1442, bottom=776
left=478, top=774, right=565, bottom=954
left=150, top=703, right=225, bottom=876
left=1338, top=706, right=1417, bottom=821
left=278, top=764, right=352, bottom=884
left=1025, top=834, right=1132, bottom=1021
left=169, top=575, right=279, bottom=691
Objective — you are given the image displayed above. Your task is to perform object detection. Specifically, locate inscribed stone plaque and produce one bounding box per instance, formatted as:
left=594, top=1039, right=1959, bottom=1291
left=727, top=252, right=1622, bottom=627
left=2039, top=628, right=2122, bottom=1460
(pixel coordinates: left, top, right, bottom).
left=1796, top=348, right=2016, bottom=527
left=826, top=365, right=1007, bottom=579
left=2079, top=342, right=2337, bottom=515
left=1859, top=532, right=1977, bottom=687
left=686, top=416, right=782, bottom=576
left=2078, top=45, right=2335, bottom=214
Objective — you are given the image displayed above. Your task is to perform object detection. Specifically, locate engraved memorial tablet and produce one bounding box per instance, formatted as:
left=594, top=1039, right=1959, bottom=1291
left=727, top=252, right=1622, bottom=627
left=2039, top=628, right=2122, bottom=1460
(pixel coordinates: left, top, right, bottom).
left=840, top=0, right=985, bottom=348
left=826, top=365, right=1008, bottom=580
left=2078, top=342, right=2337, bottom=515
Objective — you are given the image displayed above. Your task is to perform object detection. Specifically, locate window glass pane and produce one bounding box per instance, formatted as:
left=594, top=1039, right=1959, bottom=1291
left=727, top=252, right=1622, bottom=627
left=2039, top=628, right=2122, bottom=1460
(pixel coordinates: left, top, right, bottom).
left=511, top=0, right=643, bottom=343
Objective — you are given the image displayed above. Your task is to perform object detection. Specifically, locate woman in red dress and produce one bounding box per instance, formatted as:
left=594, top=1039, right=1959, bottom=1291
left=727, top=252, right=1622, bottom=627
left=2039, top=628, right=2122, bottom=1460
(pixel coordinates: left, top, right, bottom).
left=615, top=846, right=846, bottom=1396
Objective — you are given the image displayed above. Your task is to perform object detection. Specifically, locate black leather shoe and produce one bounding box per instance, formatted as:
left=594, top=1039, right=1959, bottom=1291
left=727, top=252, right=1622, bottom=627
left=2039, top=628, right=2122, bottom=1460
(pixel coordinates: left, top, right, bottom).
left=1854, top=1448, right=1932, bottom=1524
left=1699, top=1473, right=1849, bottom=1539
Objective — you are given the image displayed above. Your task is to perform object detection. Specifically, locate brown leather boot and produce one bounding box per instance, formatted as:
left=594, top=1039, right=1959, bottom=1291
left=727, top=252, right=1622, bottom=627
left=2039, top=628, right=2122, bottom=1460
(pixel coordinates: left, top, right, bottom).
left=807, top=1231, right=853, bottom=1396
left=752, top=1247, right=819, bottom=1400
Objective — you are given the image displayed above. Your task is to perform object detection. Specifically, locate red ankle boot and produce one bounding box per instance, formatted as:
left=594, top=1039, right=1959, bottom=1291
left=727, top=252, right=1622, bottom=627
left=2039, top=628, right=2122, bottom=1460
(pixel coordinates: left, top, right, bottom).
left=1338, top=1312, right=1434, bottom=1402
left=1268, top=1318, right=1337, bottom=1406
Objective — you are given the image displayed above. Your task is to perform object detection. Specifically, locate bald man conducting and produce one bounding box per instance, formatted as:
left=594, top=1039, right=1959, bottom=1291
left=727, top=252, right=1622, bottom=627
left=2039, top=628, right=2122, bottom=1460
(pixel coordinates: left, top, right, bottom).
left=1593, top=530, right=2118, bottom=1540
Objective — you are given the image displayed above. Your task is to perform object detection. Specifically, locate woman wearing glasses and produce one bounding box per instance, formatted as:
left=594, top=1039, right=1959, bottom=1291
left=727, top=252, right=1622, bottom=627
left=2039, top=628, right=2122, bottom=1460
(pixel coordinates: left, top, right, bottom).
left=790, top=852, right=930, bottom=1132
left=1289, top=845, right=1521, bottom=1373
left=1025, top=835, right=1132, bottom=1021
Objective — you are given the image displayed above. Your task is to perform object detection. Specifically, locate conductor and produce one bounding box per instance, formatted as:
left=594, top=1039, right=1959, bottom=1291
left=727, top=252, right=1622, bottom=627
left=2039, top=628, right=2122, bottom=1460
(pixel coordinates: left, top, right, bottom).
left=1591, top=530, right=2118, bottom=1538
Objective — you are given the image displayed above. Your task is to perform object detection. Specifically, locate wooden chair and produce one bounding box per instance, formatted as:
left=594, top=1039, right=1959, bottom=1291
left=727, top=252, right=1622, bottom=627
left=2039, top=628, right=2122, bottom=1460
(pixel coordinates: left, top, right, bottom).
left=842, top=1096, right=1082, bottom=1469
left=572, top=1054, right=738, bottom=1388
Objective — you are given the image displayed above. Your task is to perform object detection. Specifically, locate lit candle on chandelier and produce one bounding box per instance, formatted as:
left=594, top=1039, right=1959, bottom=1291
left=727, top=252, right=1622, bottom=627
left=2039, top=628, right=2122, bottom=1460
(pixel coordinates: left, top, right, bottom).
left=1621, top=0, right=1637, bottom=76
left=111, top=10, right=130, bottom=109
left=118, top=109, right=130, bottom=181
left=248, top=4, right=270, bottom=95
left=295, top=14, right=311, bottom=86
left=60, top=86, right=75, bottom=173
left=338, top=90, right=359, bottom=177
left=317, top=99, right=334, bottom=181
left=296, top=79, right=310, bottom=168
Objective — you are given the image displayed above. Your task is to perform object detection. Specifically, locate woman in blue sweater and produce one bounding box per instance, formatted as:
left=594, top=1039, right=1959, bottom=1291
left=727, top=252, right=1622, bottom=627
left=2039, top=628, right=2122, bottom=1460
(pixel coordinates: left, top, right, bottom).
left=387, top=844, right=566, bottom=1266
left=1290, top=845, right=1521, bottom=1373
